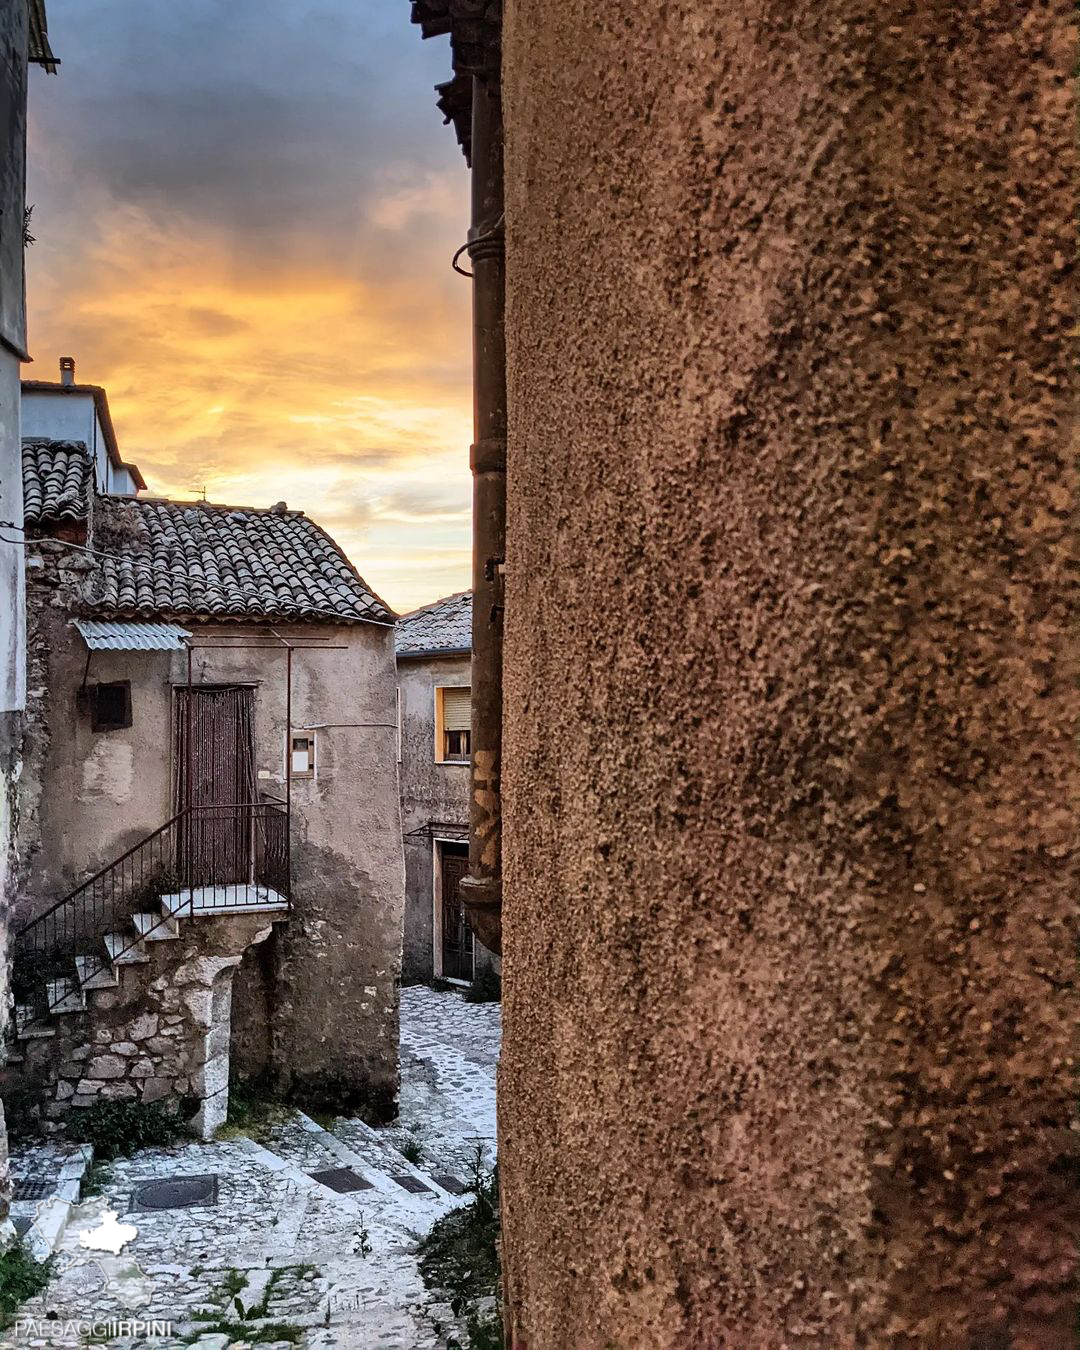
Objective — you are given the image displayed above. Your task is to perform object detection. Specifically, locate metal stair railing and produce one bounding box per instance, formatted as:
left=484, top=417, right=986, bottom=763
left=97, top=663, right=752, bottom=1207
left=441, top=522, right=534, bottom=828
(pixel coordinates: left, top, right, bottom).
left=12, top=799, right=290, bottom=1021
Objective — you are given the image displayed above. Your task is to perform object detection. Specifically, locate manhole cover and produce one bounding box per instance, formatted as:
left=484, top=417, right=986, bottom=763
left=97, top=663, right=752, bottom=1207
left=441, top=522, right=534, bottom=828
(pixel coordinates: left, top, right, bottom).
left=431, top=1174, right=467, bottom=1196
left=391, top=1174, right=433, bottom=1194
left=308, top=1167, right=373, bottom=1194
left=12, top=1178, right=55, bottom=1202
left=12, top=1216, right=32, bottom=1237
left=131, top=1174, right=218, bottom=1212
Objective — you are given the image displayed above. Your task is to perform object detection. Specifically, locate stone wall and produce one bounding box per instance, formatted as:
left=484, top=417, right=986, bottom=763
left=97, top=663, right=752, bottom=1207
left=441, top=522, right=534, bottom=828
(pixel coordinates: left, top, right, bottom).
left=228, top=938, right=275, bottom=1087
left=4, top=914, right=276, bottom=1141
left=498, top=1, right=1078, bottom=1344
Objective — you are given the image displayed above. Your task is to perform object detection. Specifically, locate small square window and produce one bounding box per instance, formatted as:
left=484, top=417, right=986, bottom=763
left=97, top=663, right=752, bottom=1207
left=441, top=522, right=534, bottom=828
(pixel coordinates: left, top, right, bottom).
left=90, top=681, right=132, bottom=732
left=289, top=732, right=316, bottom=779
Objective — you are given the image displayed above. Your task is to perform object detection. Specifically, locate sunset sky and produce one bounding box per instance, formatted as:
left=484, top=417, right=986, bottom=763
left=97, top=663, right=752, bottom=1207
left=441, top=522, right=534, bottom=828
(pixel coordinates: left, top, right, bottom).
left=25, top=1, right=471, bottom=614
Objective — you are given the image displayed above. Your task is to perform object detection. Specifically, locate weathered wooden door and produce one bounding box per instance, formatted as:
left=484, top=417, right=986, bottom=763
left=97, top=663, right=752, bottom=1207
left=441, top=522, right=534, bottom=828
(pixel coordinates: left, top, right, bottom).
left=439, top=843, right=474, bottom=981
left=174, top=686, right=256, bottom=886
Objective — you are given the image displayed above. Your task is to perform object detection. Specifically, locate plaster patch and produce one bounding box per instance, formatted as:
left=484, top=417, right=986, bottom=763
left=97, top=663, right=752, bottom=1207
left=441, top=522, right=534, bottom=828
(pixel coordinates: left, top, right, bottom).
left=79, top=738, right=134, bottom=803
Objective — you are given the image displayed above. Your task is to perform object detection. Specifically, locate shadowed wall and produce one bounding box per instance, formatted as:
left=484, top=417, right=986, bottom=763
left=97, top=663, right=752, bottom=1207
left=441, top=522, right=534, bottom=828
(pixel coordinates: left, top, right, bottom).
left=497, top=1, right=1077, bottom=1344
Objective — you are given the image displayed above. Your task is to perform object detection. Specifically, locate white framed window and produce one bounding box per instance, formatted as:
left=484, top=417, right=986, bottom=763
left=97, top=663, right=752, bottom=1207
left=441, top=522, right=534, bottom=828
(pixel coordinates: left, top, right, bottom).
left=288, top=731, right=316, bottom=779
left=435, top=686, right=471, bottom=764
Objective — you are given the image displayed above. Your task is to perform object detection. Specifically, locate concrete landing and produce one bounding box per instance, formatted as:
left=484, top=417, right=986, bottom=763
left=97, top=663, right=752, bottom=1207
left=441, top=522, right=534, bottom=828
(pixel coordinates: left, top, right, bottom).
left=161, top=884, right=289, bottom=916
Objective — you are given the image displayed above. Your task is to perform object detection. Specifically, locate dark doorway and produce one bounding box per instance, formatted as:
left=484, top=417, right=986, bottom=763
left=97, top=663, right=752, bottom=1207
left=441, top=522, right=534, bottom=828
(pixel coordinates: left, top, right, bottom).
left=438, top=841, right=473, bottom=982
left=174, top=686, right=257, bottom=886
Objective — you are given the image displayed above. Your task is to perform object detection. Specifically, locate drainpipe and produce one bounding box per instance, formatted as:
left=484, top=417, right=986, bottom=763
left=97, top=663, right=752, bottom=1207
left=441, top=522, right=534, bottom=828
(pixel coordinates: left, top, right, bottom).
left=459, top=72, right=505, bottom=956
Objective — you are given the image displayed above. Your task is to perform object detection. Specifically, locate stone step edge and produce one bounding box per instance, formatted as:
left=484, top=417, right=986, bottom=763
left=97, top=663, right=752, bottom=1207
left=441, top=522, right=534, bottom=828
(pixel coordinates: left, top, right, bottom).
left=238, top=1118, right=457, bottom=1213
left=11, top=1143, right=94, bottom=1262
left=297, top=1110, right=460, bottom=1203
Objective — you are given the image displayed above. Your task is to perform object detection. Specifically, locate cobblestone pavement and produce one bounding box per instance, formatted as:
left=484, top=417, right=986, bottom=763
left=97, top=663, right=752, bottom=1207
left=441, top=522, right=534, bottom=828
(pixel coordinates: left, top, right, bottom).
left=342, top=985, right=500, bottom=1182
left=2, top=985, right=501, bottom=1349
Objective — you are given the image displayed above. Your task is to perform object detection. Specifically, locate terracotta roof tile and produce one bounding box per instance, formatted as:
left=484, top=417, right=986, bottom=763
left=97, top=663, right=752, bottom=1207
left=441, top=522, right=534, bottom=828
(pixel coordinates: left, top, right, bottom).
left=395, top=590, right=472, bottom=656
left=88, top=496, right=394, bottom=626
left=22, top=439, right=92, bottom=526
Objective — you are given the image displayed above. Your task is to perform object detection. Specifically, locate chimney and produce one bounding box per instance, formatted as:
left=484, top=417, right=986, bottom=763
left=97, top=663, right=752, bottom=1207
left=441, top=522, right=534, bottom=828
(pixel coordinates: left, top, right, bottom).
left=59, top=356, right=75, bottom=387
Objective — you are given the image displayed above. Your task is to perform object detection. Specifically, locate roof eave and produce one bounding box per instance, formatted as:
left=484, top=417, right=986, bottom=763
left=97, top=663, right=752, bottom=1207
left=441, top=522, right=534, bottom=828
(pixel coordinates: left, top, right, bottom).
left=86, top=607, right=395, bottom=630
left=28, top=0, right=58, bottom=73
left=396, top=645, right=471, bottom=661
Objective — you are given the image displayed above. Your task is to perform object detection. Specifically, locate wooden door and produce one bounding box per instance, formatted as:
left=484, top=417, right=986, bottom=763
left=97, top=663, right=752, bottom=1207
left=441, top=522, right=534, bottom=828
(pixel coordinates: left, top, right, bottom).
left=174, top=686, right=257, bottom=886
left=439, top=843, right=474, bottom=981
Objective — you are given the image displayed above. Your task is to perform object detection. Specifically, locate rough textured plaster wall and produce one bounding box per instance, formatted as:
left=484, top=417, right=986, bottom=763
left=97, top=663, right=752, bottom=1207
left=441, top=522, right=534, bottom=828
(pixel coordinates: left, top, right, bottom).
left=498, top=2, right=1078, bottom=1345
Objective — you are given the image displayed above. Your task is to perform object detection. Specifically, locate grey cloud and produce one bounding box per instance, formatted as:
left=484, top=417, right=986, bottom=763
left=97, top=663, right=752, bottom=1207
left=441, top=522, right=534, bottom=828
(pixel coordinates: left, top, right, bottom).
left=31, top=0, right=464, bottom=265
left=183, top=308, right=249, bottom=338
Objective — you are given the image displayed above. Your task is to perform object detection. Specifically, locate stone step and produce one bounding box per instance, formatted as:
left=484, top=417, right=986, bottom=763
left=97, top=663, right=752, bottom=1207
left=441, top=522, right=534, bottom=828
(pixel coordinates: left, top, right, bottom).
left=131, top=910, right=180, bottom=941
left=251, top=1110, right=459, bottom=1217
left=13, top=1003, right=54, bottom=1039
left=303, top=1113, right=460, bottom=1202
left=9, top=1142, right=93, bottom=1261
left=44, top=978, right=85, bottom=1015
left=74, top=953, right=119, bottom=990
left=161, top=883, right=289, bottom=917
left=103, top=931, right=148, bottom=965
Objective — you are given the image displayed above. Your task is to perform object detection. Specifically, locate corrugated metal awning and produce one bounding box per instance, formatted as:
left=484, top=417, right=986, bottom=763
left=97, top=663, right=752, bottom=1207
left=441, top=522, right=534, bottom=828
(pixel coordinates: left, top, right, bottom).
left=73, top=619, right=191, bottom=652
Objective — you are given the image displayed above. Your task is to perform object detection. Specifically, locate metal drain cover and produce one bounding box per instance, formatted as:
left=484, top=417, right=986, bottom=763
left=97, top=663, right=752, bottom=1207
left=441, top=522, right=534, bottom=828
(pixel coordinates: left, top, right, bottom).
left=308, top=1167, right=373, bottom=1193
left=391, top=1174, right=433, bottom=1194
left=431, top=1174, right=467, bottom=1196
left=12, top=1177, right=56, bottom=1202
left=131, top=1174, right=218, bottom=1212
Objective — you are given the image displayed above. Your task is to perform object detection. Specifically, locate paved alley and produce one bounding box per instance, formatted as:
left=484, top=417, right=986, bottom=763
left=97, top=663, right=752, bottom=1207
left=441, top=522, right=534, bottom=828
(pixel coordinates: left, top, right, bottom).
left=2, top=986, right=501, bottom=1349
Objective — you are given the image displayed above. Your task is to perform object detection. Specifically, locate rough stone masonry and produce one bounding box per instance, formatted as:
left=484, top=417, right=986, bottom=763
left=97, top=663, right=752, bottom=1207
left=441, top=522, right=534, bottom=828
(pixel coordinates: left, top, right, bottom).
left=8, top=914, right=276, bottom=1140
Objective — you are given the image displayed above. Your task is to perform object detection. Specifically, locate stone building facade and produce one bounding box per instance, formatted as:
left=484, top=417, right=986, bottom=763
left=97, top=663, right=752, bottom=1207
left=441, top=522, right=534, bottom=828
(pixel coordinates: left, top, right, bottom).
left=397, top=591, right=498, bottom=986
left=413, top=1, right=1078, bottom=1344
left=7, top=434, right=406, bottom=1133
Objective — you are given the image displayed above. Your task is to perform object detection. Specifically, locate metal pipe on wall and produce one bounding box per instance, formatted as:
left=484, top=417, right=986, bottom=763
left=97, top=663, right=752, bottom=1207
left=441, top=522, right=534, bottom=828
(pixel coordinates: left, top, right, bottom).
left=459, top=71, right=505, bottom=955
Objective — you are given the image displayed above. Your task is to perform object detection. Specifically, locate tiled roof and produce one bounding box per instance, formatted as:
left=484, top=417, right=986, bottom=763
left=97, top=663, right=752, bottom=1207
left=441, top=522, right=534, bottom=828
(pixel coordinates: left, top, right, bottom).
left=22, top=439, right=92, bottom=526
left=87, top=496, right=394, bottom=626
left=396, top=590, right=472, bottom=657
left=409, top=1, right=501, bottom=163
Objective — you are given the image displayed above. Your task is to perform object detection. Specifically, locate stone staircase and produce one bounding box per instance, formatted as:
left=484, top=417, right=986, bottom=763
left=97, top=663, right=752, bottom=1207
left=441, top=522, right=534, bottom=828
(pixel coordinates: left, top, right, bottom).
left=10, top=887, right=287, bottom=1048
left=4, top=887, right=288, bottom=1139
left=257, top=1110, right=465, bottom=1209
left=7, top=1141, right=94, bottom=1260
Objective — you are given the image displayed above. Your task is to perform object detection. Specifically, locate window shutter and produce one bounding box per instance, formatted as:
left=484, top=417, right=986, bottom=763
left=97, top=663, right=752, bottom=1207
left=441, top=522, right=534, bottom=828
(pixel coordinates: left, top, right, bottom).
left=442, top=686, right=471, bottom=732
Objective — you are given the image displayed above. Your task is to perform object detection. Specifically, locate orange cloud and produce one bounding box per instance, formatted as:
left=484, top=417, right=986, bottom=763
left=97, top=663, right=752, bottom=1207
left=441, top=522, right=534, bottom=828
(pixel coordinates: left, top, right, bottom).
left=26, top=200, right=473, bottom=613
